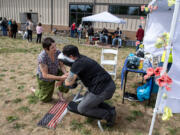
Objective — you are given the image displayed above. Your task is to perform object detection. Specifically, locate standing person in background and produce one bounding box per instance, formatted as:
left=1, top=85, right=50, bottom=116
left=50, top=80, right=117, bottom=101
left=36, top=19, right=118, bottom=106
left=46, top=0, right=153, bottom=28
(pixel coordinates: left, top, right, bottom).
left=136, top=25, right=144, bottom=50
left=77, top=24, right=83, bottom=40
left=11, top=20, right=18, bottom=38
left=1, top=17, right=8, bottom=36
left=71, top=22, right=76, bottom=38
left=8, top=19, right=12, bottom=37
left=85, top=27, right=89, bottom=43
left=36, top=22, right=43, bottom=43
left=0, top=17, right=2, bottom=35
left=136, top=25, right=144, bottom=42
left=87, top=25, right=94, bottom=44
left=26, top=19, right=34, bottom=42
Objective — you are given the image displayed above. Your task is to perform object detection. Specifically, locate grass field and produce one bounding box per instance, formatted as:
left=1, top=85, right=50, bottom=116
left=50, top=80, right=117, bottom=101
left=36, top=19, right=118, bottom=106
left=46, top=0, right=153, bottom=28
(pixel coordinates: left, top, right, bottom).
left=0, top=36, right=180, bottom=135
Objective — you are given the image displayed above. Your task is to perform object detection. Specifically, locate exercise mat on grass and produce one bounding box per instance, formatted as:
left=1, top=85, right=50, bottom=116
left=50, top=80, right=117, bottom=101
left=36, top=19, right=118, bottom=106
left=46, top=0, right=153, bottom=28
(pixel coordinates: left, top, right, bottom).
left=37, top=101, right=68, bottom=129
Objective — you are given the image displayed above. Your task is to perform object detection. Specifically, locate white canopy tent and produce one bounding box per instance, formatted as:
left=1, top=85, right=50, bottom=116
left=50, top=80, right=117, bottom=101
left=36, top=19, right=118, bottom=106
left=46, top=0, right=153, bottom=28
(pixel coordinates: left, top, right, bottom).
left=82, top=11, right=126, bottom=24
left=145, top=0, right=180, bottom=135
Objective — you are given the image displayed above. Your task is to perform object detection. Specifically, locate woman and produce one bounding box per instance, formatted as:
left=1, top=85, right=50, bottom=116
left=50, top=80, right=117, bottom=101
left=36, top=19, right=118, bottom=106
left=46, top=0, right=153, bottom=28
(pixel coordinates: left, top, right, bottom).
left=11, top=20, right=18, bottom=38
left=32, top=37, right=68, bottom=102
left=26, top=19, right=33, bottom=42
left=36, top=22, right=43, bottom=43
left=77, top=24, right=83, bottom=40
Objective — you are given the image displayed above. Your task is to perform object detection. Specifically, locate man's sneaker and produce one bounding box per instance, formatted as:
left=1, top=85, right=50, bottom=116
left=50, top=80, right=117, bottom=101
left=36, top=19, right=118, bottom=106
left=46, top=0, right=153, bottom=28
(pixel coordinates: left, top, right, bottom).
left=124, top=92, right=138, bottom=101
left=127, top=96, right=138, bottom=101
left=106, top=107, right=116, bottom=127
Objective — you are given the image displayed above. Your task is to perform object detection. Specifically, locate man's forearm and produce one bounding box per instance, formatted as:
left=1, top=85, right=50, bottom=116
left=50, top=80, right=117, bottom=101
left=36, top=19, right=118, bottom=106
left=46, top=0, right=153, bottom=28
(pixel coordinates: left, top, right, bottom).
left=65, top=71, right=77, bottom=86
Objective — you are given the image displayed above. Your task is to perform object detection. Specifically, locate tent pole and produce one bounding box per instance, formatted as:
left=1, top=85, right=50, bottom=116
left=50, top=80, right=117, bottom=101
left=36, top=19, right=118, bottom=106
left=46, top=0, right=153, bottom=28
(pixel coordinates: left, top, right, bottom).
left=148, top=0, right=180, bottom=135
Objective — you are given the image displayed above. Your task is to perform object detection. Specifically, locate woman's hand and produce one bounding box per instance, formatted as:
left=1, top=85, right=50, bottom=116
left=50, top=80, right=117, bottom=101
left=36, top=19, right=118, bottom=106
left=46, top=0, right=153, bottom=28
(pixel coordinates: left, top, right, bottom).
left=59, top=74, right=68, bottom=81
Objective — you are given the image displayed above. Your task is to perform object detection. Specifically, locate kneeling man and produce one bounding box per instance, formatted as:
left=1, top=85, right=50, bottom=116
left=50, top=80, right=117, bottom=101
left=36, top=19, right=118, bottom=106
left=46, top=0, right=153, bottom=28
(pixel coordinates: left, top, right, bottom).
left=63, top=45, right=116, bottom=126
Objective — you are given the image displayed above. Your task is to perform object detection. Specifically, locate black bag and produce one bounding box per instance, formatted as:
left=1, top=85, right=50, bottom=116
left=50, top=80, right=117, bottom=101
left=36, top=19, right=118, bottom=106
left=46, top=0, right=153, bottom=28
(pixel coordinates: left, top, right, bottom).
left=127, top=56, right=140, bottom=69
left=136, top=50, right=144, bottom=58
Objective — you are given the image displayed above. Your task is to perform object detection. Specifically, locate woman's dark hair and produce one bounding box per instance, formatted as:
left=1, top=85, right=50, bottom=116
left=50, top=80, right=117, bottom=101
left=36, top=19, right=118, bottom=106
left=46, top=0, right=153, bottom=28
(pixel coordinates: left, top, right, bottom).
left=63, top=45, right=80, bottom=57
left=42, top=37, right=55, bottom=50
left=38, top=22, right=42, bottom=26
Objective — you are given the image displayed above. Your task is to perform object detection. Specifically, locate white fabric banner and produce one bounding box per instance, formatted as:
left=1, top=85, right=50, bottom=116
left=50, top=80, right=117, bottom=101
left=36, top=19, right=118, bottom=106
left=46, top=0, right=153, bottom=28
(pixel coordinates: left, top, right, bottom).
left=144, top=0, right=174, bottom=56
left=144, top=0, right=180, bottom=113
left=159, top=3, right=180, bottom=113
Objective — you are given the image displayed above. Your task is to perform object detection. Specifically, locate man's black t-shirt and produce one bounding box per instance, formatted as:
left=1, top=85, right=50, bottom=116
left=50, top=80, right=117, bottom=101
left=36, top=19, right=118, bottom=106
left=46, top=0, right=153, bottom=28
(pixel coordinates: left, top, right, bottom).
left=101, top=28, right=108, bottom=36
left=114, top=30, right=122, bottom=38
left=71, top=55, right=112, bottom=95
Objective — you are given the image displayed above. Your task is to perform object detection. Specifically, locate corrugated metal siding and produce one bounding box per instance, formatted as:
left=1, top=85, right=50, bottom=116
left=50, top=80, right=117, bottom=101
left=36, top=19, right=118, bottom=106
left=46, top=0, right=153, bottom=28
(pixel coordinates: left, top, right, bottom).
left=69, top=0, right=93, bottom=3
left=96, top=0, right=151, bottom=4
left=0, top=0, right=149, bottom=31
left=0, top=0, right=51, bottom=24
left=53, top=0, right=69, bottom=26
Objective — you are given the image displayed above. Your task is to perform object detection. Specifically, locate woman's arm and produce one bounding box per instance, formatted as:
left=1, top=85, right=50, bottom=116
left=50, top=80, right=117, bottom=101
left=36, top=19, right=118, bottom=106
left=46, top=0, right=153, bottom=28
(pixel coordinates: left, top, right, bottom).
left=59, top=61, right=67, bottom=74
left=39, top=63, right=67, bottom=81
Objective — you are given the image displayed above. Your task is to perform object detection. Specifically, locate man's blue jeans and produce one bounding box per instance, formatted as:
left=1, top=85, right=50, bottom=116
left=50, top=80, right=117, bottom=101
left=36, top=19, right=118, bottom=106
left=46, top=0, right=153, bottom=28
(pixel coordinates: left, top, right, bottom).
left=112, top=38, right=122, bottom=47
left=2, top=27, right=7, bottom=36
left=100, top=34, right=108, bottom=44
left=71, top=30, right=75, bottom=37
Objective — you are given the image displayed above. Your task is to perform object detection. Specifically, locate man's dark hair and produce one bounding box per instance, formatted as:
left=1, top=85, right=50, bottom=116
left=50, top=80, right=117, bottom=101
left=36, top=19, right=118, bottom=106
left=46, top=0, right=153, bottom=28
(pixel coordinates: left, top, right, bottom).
left=63, top=45, right=80, bottom=57
left=42, top=37, right=55, bottom=50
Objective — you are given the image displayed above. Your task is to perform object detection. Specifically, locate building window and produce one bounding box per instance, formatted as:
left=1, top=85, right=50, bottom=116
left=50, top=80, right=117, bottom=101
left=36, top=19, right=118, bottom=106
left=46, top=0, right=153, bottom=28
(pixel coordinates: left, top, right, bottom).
left=69, top=4, right=93, bottom=27
left=109, top=5, right=146, bottom=17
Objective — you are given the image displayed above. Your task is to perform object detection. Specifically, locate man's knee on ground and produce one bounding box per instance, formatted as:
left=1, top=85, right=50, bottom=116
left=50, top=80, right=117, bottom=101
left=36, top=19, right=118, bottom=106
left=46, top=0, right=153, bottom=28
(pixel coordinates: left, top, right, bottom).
left=77, top=104, right=87, bottom=114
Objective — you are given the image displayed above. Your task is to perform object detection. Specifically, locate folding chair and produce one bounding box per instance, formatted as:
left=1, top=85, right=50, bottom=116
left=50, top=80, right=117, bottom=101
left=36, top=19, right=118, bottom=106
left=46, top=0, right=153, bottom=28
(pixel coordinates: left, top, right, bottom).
left=100, top=48, right=118, bottom=80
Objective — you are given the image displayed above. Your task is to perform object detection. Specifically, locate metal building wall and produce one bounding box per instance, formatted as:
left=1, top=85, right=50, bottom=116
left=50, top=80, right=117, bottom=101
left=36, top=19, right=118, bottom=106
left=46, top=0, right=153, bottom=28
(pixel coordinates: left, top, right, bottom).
left=0, top=0, right=151, bottom=31
left=93, top=0, right=151, bottom=31
left=53, top=0, right=69, bottom=26
left=0, top=0, right=51, bottom=25
left=96, top=0, right=151, bottom=4
left=68, top=0, right=151, bottom=31
left=69, top=0, right=93, bottom=3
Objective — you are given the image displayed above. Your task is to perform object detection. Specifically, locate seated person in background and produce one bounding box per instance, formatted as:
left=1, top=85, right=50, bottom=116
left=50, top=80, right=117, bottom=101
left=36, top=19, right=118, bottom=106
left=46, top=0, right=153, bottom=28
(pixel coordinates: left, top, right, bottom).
left=32, top=37, right=68, bottom=102
left=112, top=27, right=122, bottom=48
left=63, top=45, right=116, bottom=126
left=100, top=27, right=109, bottom=44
